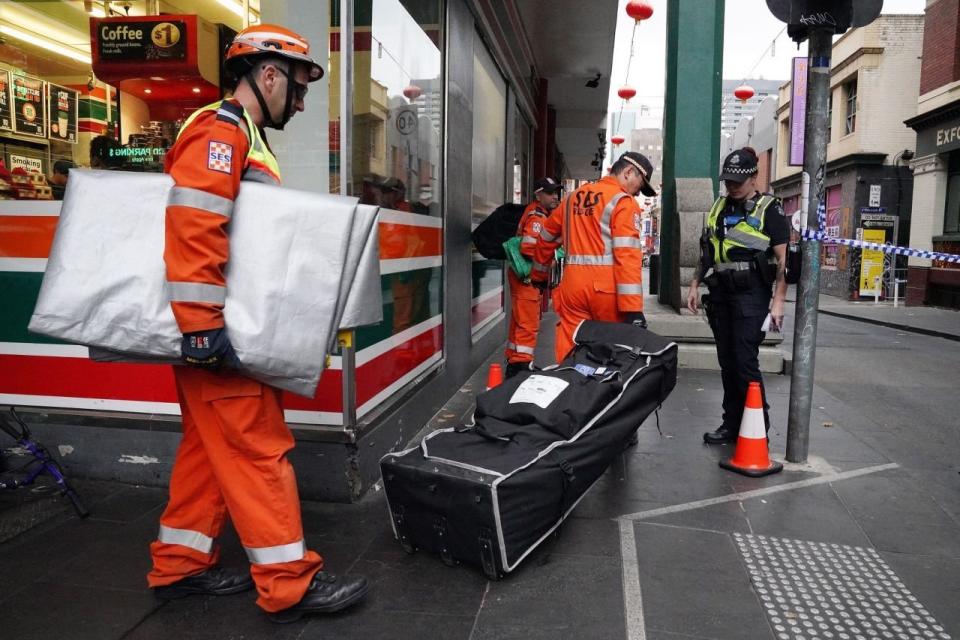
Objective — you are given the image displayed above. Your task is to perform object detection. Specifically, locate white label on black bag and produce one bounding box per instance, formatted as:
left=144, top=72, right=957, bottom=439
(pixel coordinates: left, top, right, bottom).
left=509, top=375, right=569, bottom=409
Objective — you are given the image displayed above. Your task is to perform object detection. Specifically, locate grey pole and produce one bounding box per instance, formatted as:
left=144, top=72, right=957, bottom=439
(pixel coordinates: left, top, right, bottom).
left=339, top=0, right=357, bottom=430
left=786, top=27, right=832, bottom=463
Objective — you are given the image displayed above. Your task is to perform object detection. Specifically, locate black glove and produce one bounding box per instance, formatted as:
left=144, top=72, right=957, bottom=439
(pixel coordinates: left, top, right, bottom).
left=181, top=327, right=240, bottom=370
left=624, top=311, right=648, bottom=329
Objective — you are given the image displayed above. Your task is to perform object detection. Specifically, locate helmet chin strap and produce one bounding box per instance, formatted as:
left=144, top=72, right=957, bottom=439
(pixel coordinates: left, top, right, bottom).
left=245, top=63, right=296, bottom=130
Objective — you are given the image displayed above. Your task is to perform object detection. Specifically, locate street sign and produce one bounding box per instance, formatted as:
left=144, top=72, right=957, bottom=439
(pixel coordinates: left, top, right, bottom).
left=789, top=58, right=808, bottom=166
left=869, top=184, right=881, bottom=208
left=395, top=109, right=417, bottom=137
left=857, top=212, right=897, bottom=297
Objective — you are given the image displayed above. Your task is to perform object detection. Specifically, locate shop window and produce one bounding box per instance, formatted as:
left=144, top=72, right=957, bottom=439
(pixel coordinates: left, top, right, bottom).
left=780, top=119, right=791, bottom=166
left=470, top=30, right=507, bottom=336
left=945, top=151, right=960, bottom=235
left=823, top=185, right=843, bottom=270
left=513, top=110, right=531, bottom=204
left=349, top=0, right=445, bottom=398
left=782, top=194, right=800, bottom=243
left=844, top=79, right=857, bottom=136
left=0, top=1, right=256, bottom=201
left=351, top=0, right=442, bottom=218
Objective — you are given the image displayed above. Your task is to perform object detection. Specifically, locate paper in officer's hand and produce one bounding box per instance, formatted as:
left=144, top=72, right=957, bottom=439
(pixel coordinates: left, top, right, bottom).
left=761, top=313, right=779, bottom=333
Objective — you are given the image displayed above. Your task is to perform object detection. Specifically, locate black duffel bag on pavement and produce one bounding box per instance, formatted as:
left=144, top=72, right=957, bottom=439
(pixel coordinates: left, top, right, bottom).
left=380, top=320, right=678, bottom=579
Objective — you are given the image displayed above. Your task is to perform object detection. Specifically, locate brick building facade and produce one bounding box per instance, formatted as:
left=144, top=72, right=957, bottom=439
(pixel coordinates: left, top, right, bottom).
left=772, top=15, right=923, bottom=299
left=905, top=0, right=960, bottom=308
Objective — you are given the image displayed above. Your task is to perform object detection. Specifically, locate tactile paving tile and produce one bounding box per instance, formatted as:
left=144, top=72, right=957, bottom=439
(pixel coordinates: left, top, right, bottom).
left=734, top=533, right=952, bottom=640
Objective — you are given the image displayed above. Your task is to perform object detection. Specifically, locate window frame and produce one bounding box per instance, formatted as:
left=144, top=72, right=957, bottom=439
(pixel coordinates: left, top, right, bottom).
left=944, top=151, right=960, bottom=235
left=844, top=79, right=857, bottom=136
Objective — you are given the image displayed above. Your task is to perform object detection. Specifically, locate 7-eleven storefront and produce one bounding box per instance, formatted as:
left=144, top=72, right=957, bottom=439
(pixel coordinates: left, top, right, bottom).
left=0, top=0, right=541, bottom=501
left=0, top=203, right=444, bottom=426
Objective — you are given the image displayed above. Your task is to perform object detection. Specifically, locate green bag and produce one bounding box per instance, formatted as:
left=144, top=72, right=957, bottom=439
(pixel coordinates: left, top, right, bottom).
left=502, top=236, right=532, bottom=281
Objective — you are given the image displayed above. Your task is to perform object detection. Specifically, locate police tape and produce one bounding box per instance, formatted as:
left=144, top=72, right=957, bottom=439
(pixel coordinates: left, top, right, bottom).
left=800, top=228, right=960, bottom=263
left=798, top=202, right=960, bottom=264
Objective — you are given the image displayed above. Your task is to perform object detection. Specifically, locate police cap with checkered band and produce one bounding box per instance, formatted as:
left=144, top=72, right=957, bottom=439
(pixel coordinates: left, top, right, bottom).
left=720, top=147, right=759, bottom=183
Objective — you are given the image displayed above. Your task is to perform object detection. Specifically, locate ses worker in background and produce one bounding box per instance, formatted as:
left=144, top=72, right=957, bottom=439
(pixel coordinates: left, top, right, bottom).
left=146, top=25, right=368, bottom=624
left=531, top=152, right=656, bottom=362
left=504, top=177, right=563, bottom=378
left=686, top=147, right=789, bottom=445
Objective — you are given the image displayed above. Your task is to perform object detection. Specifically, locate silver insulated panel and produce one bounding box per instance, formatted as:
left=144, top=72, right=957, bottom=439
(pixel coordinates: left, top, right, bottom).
left=28, top=169, right=382, bottom=397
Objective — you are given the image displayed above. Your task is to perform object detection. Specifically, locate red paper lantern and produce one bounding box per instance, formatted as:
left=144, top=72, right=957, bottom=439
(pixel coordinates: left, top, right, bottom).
left=625, top=1, right=654, bottom=21
left=617, top=85, right=637, bottom=101
left=733, top=84, right=755, bottom=103
left=403, top=84, right=422, bottom=100
left=611, top=135, right=625, bottom=146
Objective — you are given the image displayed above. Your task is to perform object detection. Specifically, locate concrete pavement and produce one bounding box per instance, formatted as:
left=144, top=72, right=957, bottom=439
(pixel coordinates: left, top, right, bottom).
left=814, top=293, right=960, bottom=341
left=1, top=304, right=958, bottom=640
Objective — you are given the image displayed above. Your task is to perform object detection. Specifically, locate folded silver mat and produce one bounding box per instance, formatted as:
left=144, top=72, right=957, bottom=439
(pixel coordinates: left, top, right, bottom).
left=28, top=170, right=381, bottom=397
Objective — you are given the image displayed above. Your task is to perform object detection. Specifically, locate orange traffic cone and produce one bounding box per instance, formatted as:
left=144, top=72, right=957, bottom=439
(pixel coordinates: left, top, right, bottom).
left=719, top=381, right=783, bottom=477
left=486, top=363, right=504, bottom=390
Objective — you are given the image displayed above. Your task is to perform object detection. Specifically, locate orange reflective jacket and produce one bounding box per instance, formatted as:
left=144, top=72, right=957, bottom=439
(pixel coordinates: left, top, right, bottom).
left=518, top=201, right=549, bottom=258
left=532, top=175, right=644, bottom=312
left=163, top=100, right=280, bottom=333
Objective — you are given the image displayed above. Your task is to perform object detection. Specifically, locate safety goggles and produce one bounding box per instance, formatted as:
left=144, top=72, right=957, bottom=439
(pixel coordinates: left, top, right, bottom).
left=276, top=66, right=308, bottom=101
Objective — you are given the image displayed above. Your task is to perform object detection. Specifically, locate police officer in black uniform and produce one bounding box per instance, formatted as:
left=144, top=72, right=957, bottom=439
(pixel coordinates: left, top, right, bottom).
left=686, top=147, right=789, bottom=444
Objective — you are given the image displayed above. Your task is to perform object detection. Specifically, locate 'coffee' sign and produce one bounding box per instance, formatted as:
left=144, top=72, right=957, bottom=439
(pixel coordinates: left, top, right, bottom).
left=97, top=20, right=187, bottom=61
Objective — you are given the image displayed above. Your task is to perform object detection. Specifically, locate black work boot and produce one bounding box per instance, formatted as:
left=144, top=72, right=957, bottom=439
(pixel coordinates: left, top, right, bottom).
left=153, top=566, right=253, bottom=600
left=504, top=362, right=533, bottom=379
left=703, top=425, right=738, bottom=445
left=268, top=571, right=369, bottom=624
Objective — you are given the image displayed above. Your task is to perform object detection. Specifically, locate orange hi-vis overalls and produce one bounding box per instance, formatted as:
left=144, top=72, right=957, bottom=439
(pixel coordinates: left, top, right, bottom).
left=532, top=175, right=644, bottom=362
left=505, top=201, right=548, bottom=364
left=147, top=99, right=323, bottom=613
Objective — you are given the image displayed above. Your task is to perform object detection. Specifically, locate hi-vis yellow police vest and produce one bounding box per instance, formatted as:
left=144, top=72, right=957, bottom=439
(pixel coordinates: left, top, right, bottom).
left=706, top=195, right=776, bottom=263
left=178, top=100, right=282, bottom=184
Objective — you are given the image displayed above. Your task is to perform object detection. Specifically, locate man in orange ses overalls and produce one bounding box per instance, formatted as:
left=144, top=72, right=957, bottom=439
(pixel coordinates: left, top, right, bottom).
left=147, top=25, right=368, bottom=624
left=505, top=177, right=562, bottom=378
left=532, top=152, right=657, bottom=362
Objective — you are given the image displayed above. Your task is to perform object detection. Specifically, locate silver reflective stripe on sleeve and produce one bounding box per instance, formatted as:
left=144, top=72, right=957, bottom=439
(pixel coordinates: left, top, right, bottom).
left=507, top=342, right=535, bottom=355
left=600, top=193, right=627, bottom=251
left=612, top=236, right=642, bottom=249
left=539, top=228, right=559, bottom=242
left=532, top=262, right=549, bottom=273
left=167, top=186, right=234, bottom=218
left=168, top=282, right=227, bottom=305
left=725, top=228, right=770, bottom=251
left=521, top=235, right=538, bottom=245
left=158, top=525, right=214, bottom=554
left=216, top=107, right=242, bottom=126
left=245, top=539, right=306, bottom=565
left=566, top=254, right=615, bottom=266
left=617, top=283, right=644, bottom=295
left=242, top=168, right=280, bottom=184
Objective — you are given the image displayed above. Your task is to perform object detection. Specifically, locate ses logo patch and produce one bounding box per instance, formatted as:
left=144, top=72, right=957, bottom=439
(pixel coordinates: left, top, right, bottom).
left=208, top=141, right=233, bottom=174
